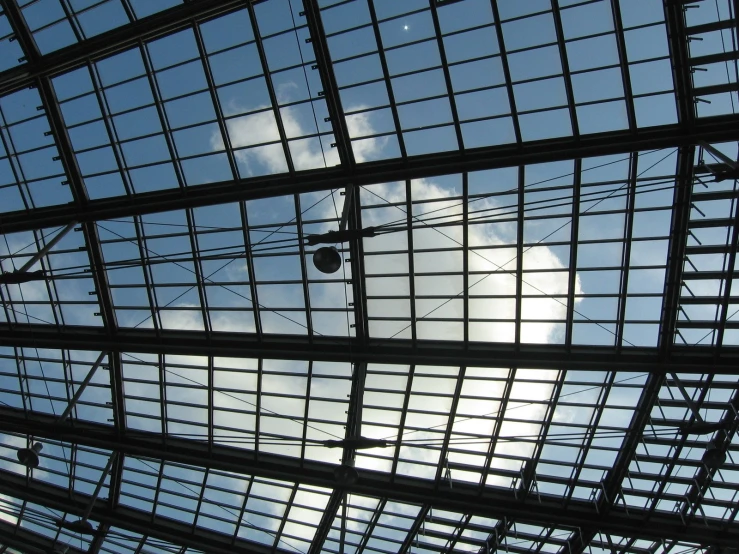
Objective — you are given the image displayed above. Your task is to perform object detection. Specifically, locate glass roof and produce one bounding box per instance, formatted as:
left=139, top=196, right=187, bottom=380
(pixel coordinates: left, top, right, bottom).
left=0, top=0, right=738, bottom=553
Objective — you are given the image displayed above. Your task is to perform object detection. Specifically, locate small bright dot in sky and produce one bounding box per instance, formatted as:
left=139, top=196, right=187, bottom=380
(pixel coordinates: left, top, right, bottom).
left=403, top=25, right=409, bottom=31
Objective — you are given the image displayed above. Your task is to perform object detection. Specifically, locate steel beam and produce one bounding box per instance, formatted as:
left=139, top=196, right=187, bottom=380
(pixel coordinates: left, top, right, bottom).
left=659, top=147, right=695, bottom=353
left=2, top=118, right=739, bottom=235
left=0, top=468, right=278, bottom=554
left=0, top=407, right=736, bottom=548
left=664, top=0, right=696, bottom=125
left=0, top=323, right=737, bottom=372
left=0, top=519, right=86, bottom=554
left=0, top=0, right=249, bottom=97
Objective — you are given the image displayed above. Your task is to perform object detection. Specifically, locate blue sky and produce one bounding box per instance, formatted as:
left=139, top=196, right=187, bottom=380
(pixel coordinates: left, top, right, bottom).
left=1, top=0, right=739, bottom=553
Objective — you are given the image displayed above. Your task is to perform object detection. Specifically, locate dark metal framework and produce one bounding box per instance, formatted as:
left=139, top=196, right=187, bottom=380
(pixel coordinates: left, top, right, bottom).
left=0, top=0, right=738, bottom=553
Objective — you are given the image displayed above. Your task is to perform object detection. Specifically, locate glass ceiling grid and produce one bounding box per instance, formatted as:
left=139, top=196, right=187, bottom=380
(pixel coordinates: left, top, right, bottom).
left=355, top=149, right=679, bottom=347
left=15, top=0, right=188, bottom=56
left=685, top=0, right=739, bottom=118
left=1, top=1, right=739, bottom=553
left=676, top=142, right=739, bottom=347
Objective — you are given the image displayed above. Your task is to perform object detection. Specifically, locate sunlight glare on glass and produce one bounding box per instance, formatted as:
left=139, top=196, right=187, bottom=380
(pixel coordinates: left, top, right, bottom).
left=403, top=24, right=409, bottom=31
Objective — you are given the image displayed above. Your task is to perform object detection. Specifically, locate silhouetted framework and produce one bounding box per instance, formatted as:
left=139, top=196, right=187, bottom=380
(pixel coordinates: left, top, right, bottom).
left=0, top=0, right=738, bottom=553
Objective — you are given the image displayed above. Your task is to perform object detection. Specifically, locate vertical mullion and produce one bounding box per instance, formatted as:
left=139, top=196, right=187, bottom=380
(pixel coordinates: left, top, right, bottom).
left=272, top=485, right=298, bottom=551
left=184, top=209, right=211, bottom=335
left=13, top=348, right=28, bottom=413
left=0, top=100, right=31, bottom=210
left=239, top=203, right=263, bottom=337
left=349, top=192, right=369, bottom=342
left=489, top=1, right=523, bottom=144
left=518, top=371, right=566, bottom=495
left=246, top=1, right=296, bottom=174
left=300, top=360, right=313, bottom=464
left=132, top=217, right=162, bottom=334
left=515, top=166, right=524, bottom=345
left=445, top=514, right=472, bottom=553
left=207, top=355, right=214, bottom=456
left=405, top=180, right=418, bottom=342
left=61, top=350, right=72, bottom=420
left=562, top=372, right=616, bottom=507
left=659, top=146, right=694, bottom=353
left=58, top=0, right=85, bottom=42
left=149, top=459, right=165, bottom=524
left=551, top=0, right=580, bottom=137
left=479, top=368, right=516, bottom=489
left=463, top=173, right=469, bottom=344
left=398, top=505, right=430, bottom=554
left=0, top=114, right=35, bottom=209
left=432, top=366, right=466, bottom=487
left=189, top=467, right=209, bottom=535
left=138, top=41, right=187, bottom=189
left=366, top=0, right=408, bottom=158
left=565, top=159, right=582, bottom=347
left=610, top=0, right=637, bottom=130
left=31, top=226, right=62, bottom=327
left=110, top=351, right=126, bottom=436
left=68, top=442, right=77, bottom=495
left=0, top=285, right=12, bottom=325
left=715, top=167, right=739, bottom=347
left=158, top=353, right=167, bottom=437
left=88, top=62, right=134, bottom=196
left=294, top=195, right=314, bottom=340
left=232, top=477, right=254, bottom=545
left=390, top=365, right=415, bottom=479
left=616, top=152, right=638, bottom=348
left=429, top=0, right=464, bottom=150
left=354, top=498, right=386, bottom=554
left=118, top=0, right=136, bottom=23
left=19, top=356, right=32, bottom=412
left=192, top=22, right=240, bottom=180
left=255, top=358, right=263, bottom=458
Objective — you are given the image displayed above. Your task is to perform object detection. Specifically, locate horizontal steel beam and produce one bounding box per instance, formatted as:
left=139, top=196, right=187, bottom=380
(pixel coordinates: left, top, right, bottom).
left=0, top=464, right=276, bottom=554
left=2, top=117, right=739, bottom=234
left=0, top=0, right=247, bottom=97
left=0, top=519, right=86, bottom=554
left=1, top=324, right=738, bottom=371
left=0, top=407, right=736, bottom=547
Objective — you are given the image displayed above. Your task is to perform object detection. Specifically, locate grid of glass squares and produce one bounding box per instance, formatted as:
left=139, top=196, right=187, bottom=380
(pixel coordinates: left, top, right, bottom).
left=0, top=1, right=738, bottom=553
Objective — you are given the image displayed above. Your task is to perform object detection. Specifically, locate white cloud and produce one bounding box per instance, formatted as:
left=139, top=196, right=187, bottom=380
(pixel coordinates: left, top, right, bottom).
left=210, top=101, right=386, bottom=177
left=110, top=87, right=590, bottom=540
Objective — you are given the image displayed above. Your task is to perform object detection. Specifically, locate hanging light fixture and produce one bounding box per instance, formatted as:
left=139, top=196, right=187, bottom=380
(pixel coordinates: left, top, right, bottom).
left=17, top=442, right=43, bottom=468
left=313, top=246, right=342, bottom=274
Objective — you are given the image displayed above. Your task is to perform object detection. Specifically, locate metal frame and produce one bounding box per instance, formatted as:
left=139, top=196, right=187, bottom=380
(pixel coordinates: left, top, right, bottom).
left=1, top=0, right=739, bottom=553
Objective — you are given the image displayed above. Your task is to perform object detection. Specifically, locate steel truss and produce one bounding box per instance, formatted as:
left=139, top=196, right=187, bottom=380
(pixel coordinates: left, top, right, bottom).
left=0, top=323, right=738, bottom=371
left=0, top=0, right=738, bottom=553
left=0, top=407, right=737, bottom=549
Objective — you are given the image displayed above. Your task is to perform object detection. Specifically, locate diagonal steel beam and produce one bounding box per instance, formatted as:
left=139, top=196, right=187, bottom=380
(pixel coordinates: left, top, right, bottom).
left=0, top=406, right=737, bottom=548
left=1, top=323, right=738, bottom=372
left=2, top=118, right=738, bottom=235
